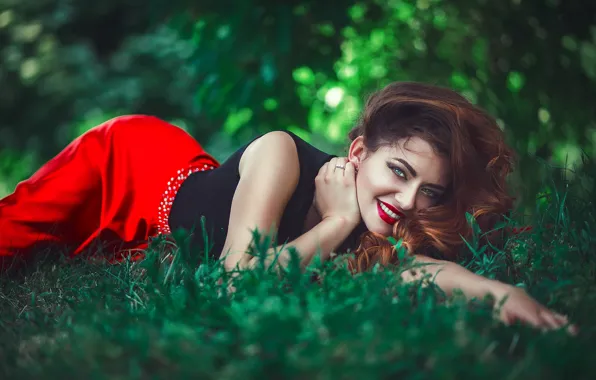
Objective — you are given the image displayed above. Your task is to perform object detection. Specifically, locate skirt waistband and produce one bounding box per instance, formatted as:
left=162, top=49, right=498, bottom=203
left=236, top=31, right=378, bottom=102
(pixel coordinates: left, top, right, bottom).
left=156, top=163, right=216, bottom=236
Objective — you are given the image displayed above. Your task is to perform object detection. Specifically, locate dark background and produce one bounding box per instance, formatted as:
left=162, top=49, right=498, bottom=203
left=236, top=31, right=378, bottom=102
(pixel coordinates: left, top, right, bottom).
left=1, top=0, right=595, bottom=209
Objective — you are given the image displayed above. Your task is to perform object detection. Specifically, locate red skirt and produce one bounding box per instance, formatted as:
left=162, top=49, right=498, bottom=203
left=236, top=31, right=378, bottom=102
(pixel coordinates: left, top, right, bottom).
left=0, top=115, right=219, bottom=266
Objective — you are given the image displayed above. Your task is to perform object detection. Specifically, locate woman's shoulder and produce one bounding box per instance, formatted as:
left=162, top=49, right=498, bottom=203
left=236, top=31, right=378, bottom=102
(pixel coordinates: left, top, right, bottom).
left=241, top=130, right=319, bottom=154
left=239, top=131, right=301, bottom=175
left=239, top=130, right=334, bottom=174
left=243, top=131, right=300, bottom=155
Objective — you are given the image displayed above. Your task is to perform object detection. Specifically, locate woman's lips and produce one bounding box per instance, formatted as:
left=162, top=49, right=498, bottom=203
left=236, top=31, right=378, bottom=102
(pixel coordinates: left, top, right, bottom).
left=377, top=200, right=402, bottom=225
left=383, top=201, right=398, bottom=213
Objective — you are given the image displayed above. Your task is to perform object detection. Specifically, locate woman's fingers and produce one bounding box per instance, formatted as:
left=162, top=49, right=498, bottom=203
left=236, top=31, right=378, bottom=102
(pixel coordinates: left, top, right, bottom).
left=318, top=162, right=329, bottom=178
left=334, top=157, right=349, bottom=175
left=327, top=157, right=348, bottom=176
left=539, top=310, right=564, bottom=331
left=326, top=157, right=338, bottom=176
left=552, top=312, right=570, bottom=325
left=522, top=309, right=578, bottom=335
left=344, top=161, right=356, bottom=181
left=549, top=312, right=579, bottom=335
left=497, top=291, right=578, bottom=335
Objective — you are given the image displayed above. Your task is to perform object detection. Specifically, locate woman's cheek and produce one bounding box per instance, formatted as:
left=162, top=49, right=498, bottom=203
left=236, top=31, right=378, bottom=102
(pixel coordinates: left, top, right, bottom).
left=372, top=174, right=396, bottom=193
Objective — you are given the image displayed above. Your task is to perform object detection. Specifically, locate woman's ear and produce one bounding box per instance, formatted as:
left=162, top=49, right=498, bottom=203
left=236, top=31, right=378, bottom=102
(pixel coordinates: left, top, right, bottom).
left=348, top=136, right=365, bottom=170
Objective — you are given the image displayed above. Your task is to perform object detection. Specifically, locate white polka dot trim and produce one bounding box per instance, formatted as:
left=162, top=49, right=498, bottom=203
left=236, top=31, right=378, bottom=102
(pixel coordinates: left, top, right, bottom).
left=157, top=163, right=216, bottom=236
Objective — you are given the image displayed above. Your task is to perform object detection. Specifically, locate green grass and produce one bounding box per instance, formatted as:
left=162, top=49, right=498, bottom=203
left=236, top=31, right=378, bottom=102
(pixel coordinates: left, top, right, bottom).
left=1, top=166, right=596, bottom=379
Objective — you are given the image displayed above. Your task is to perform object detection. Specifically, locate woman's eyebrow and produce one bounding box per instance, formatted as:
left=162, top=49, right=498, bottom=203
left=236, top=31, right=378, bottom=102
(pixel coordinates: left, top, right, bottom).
left=394, top=158, right=417, bottom=177
left=393, top=158, right=446, bottom=192
left=424, top=183, right=447, bottom=191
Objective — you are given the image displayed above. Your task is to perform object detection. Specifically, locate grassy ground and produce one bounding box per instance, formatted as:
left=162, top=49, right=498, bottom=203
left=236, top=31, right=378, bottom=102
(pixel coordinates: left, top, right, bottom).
left=1, top=170, right=595, bottom=379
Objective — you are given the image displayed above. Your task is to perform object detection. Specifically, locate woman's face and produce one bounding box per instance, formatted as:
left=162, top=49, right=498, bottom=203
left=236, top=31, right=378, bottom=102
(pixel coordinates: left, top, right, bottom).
left=348, top=136, right=451, bottom=236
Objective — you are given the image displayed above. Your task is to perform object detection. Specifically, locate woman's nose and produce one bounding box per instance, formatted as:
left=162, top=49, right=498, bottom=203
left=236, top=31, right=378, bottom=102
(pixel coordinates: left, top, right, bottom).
left=396, top=187, right=417, bottom=211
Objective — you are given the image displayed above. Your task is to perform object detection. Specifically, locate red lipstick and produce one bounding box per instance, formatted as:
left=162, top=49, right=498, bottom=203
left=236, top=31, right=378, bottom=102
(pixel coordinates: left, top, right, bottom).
left=377, top=200, right=405, bottom=225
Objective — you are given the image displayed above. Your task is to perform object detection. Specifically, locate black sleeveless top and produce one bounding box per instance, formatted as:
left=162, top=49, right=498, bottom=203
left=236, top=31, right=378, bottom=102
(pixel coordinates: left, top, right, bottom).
left=168, top=131, right=367, bottom=260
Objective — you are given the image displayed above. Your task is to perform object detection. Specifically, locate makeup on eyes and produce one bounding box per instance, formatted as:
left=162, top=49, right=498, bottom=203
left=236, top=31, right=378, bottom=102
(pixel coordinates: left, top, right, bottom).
left=386, top=162, right=407, bottom=179
left=385, top=161, right=442, bottom=199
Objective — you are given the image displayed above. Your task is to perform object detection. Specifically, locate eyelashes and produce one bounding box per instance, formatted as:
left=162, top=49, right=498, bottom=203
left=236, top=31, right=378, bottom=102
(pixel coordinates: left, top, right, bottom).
left=387, top=163, right=406, bottom=179
left=386, top=162, right=440, bottom=199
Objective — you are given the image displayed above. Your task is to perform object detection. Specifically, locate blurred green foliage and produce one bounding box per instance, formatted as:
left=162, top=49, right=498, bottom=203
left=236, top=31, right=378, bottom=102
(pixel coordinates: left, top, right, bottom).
left=2, top=2, right=596, bottom=376
left=1, top=0, right=595, bottom=204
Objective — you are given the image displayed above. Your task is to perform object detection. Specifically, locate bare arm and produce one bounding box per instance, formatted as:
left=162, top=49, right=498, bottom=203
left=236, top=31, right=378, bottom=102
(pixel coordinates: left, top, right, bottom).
left=244, top=215, right=356, bottom=270
left=244, top=154, right=361, bottom=270
left=220, top=132, right=357, bottom=272
left=402, top=254, right=575, bottom=332
left=402, top=255, right=501, bottom=298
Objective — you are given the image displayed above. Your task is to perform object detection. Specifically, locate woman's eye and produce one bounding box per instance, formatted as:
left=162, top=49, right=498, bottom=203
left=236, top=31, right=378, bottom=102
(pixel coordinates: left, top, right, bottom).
left=422, top=188, right=438, bottom=198
left=392, top=166, right=406, bottom=178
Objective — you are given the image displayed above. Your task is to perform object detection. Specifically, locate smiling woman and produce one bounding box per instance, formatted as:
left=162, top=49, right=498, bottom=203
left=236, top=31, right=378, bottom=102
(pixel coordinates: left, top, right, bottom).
left=0, top=82, right=575, bottom=333
left=349, top=135, right=451, bottom=235
left=345, top=82, right=515, bottom=272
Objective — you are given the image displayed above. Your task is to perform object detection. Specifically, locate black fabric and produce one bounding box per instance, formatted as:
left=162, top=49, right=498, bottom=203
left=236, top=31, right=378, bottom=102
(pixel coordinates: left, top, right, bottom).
left=168, top=131, right=366, bottom=260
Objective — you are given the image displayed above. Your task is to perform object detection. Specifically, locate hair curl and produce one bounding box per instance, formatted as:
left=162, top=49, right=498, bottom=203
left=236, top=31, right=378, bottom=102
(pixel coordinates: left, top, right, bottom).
left=346, top=82, right=516, bottom=272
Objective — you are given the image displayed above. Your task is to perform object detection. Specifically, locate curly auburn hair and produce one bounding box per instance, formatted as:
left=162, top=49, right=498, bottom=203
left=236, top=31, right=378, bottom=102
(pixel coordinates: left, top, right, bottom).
left=346, top=82, right=516, bottom=272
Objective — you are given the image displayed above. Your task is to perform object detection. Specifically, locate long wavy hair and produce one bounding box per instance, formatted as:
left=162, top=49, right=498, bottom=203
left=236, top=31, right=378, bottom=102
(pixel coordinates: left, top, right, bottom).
left=346, top=82, right=516, bottom=272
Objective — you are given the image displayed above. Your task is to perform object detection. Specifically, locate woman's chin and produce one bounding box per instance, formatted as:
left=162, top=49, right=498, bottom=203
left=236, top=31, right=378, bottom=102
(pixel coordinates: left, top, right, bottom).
left=362, top=217, right=393, bottom=236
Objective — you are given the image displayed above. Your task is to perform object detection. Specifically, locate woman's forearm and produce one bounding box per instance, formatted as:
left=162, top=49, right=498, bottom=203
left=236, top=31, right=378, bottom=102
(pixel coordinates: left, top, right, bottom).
left=403, top=254, right=507, bottom=299
left=244, top=216, right=357, bottom=270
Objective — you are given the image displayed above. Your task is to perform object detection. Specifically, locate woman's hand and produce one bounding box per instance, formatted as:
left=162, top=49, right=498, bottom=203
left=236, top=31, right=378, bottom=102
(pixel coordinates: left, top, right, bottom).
left=405, top=256, right=578, bottom=335
left=314, top=157, right=361, bottom=227
left=491, top=284, right=578, bottom=334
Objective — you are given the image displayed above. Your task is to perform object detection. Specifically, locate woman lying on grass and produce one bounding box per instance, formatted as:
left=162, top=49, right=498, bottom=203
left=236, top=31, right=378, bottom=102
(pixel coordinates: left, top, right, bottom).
left=0, top=82, right=575, bottom=333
